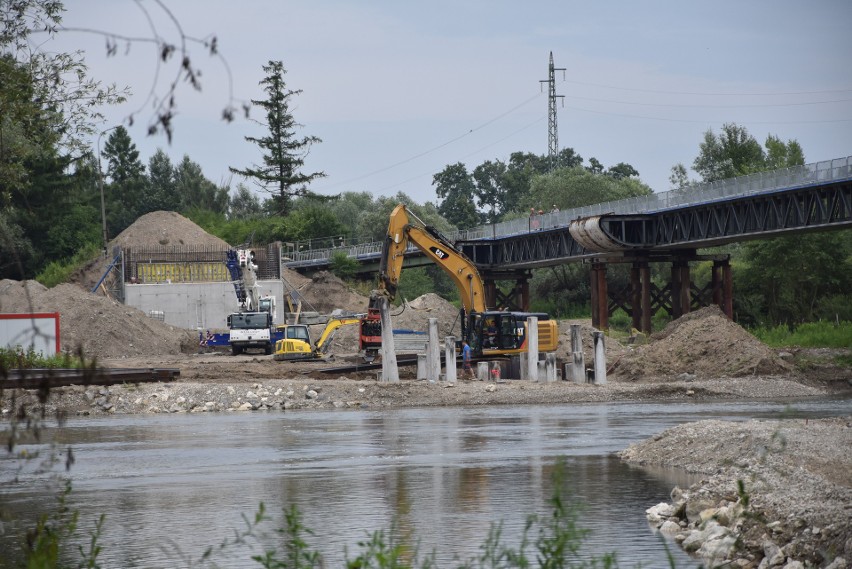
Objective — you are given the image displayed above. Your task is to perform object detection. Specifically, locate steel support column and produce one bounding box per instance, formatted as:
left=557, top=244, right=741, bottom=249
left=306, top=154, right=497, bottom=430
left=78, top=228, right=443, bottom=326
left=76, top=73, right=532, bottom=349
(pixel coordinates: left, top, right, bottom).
left=722, top=260, right=733, bottom=319
left=630, top=263, right=641, bottom=332
left=671, top=261, right=691, bottom=318
left=640, top=262, right=652, bottom=334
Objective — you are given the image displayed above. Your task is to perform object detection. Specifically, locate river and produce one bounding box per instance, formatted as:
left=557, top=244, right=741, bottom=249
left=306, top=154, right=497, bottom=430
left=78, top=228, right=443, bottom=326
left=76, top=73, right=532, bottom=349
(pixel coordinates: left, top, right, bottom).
left=2, top=398, right=850, bottom=568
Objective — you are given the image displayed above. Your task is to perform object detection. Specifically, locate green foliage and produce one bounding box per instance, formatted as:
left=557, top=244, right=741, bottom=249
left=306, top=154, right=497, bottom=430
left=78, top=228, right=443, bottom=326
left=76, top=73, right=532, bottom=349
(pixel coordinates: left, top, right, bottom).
left=526, top=167, right=653, bottom=213
left=229, top=60, right=325, bottom=216
left=750, top=320, right=852, bottom=349
left=735, top=233, right=852, bottom=326
left=330, top=251, right=358, bottom=280
left=433, top=163, right=481, bottom=229
left=0, top=345, right=84, bottom=370
left=35, top=243, right=100, bottom=288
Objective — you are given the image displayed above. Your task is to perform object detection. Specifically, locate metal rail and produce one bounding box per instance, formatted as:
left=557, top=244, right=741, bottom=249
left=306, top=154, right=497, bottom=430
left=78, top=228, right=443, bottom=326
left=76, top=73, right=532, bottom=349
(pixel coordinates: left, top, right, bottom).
left=3, top=368, right=180, bottom=390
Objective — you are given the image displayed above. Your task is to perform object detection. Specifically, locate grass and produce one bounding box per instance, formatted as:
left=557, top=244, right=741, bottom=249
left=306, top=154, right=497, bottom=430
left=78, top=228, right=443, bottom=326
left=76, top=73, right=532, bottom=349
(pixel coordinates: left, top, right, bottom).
left=35, top=243, right=101, bottom=289
left=0, top=345, right=86, bottom=371
left=750, top=320, right=852, bottom=349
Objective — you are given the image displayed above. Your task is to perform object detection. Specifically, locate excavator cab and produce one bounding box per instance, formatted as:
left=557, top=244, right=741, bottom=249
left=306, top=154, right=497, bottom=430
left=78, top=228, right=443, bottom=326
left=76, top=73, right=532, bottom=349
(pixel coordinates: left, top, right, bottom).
left=467, top=311, right=557, bottom=357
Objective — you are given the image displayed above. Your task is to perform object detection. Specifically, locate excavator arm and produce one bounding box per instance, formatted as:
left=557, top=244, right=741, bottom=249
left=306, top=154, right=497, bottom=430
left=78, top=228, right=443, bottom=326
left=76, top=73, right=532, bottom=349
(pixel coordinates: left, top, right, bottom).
left=375, top=204, right=488, bottom=314
left=314, top=317, right=361, bottom=356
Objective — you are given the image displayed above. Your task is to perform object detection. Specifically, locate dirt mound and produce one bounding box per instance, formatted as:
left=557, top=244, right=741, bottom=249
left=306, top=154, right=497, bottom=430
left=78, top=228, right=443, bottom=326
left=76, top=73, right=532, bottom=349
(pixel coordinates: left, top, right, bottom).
left=71, top=210, right=231, bottom=291
left=292, top=271, right=369, bottom=316
left=111, top=211, right=230, bottom=249
left=554, top=319, right=626, bottom=363
left=1, top=280, right=196, bottom=358
left=611, top=306, right=792, bottom=380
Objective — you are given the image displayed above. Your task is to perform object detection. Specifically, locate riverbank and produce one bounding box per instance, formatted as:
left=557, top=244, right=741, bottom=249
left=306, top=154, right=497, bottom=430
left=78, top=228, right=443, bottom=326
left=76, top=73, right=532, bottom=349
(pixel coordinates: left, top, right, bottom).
left=620, top=417, right=852, bottom=569
left=2, top=350, right=849, bottom=416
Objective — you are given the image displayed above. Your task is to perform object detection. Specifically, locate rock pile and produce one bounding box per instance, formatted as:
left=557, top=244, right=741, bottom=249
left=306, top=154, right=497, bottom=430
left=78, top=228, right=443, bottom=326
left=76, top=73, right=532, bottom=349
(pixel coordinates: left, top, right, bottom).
left=620, top=418, right=852, bottom=568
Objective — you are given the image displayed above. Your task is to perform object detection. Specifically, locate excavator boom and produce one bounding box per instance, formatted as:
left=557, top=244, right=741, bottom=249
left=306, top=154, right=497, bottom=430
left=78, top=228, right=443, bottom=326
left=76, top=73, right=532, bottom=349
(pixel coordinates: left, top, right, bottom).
left=377, top=204, right=487, bottom=313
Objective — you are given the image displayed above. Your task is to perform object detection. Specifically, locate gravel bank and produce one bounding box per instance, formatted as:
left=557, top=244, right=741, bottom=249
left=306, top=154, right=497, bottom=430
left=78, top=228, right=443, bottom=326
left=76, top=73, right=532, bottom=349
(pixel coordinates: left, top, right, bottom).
left=620, top=417, right=852, bottom=568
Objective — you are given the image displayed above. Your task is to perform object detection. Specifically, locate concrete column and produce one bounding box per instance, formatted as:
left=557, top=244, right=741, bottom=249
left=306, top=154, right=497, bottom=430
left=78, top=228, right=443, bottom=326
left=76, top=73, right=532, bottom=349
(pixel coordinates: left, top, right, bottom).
left=379, top=297, right=399, bottom=383
left=477, top=361, right=489, bottom=381
left=416, top=354, right=427, bottom=380
left=595, top=264, right=609, bottom=331
left=519, top=352, right=528, bottom=381
left=570, top=324, right=585, bottom=384
left=544, top=353, right=557, bottom=383
left=527, top=316, right=539, bottom=382
left=593, top=331, right=607, bottom=385
left=426, top=318, right=440, bottom=383
left=489, top=361, right=503, bottom=382
left=443, top=335, right=456, bottom=383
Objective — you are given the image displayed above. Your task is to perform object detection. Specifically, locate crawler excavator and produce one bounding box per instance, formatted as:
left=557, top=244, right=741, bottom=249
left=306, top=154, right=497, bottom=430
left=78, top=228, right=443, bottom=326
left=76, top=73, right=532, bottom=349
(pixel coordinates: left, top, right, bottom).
left=274, top=316, right=361, bottom=361
left=359, top=204, right=558, bottom=361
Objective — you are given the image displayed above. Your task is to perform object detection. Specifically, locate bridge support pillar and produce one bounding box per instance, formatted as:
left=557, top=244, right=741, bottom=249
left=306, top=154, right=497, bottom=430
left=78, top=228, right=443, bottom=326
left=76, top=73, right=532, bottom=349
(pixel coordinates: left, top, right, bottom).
left=630, top=262, right=653, bottom=334
left=590, top=263, right=608, bottom=331
left=482, top=272, right=531, bottom=311
left=671, top=261, right=691, bottom=319
left=712, top=259, right=734, bottom=319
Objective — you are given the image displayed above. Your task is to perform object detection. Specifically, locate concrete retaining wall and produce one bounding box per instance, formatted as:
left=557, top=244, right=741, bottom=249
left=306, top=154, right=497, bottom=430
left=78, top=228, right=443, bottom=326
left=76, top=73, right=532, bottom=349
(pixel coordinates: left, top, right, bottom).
left=124, top=280, right=285, bottom=330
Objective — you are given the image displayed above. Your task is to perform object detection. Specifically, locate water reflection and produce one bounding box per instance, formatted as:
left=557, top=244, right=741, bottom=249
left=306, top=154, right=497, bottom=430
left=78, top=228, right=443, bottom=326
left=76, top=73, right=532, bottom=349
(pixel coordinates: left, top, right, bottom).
left=2, top=398, right=850, bottom=567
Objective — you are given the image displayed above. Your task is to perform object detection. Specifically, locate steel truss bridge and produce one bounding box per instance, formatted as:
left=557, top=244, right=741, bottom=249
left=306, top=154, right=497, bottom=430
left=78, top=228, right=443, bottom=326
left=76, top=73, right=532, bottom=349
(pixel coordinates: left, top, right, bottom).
left=285, top=156, right=851, bottom=332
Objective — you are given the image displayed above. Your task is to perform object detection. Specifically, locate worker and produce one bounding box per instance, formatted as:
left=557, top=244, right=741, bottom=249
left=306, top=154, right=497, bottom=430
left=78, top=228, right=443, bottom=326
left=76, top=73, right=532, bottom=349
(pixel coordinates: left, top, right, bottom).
left=551, top=204, right=559, bottom=213
left=461, top=340, right=475, bottom=379
left=484, top=319, right=497, bottom=347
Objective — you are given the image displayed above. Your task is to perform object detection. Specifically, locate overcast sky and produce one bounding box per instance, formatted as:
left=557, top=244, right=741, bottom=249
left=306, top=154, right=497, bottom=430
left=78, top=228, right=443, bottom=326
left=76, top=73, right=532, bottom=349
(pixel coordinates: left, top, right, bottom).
left=52, top=1, right=852, bottom=206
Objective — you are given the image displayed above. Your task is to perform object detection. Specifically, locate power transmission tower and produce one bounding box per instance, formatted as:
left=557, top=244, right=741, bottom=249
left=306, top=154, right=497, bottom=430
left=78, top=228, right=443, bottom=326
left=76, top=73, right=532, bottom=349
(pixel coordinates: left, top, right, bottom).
left=539, top=51, right=565, bottom=171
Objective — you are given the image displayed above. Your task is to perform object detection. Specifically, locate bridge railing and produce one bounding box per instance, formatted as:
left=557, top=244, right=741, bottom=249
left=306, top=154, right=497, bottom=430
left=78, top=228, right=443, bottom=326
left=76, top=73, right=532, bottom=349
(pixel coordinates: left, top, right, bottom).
left=286, top=155, right=851, bottom=266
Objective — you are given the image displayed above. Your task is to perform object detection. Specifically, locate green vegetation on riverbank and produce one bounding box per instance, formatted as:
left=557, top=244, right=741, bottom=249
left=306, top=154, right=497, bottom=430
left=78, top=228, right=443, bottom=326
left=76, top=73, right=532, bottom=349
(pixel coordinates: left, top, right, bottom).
left=751, top=320, right=852, bottom=349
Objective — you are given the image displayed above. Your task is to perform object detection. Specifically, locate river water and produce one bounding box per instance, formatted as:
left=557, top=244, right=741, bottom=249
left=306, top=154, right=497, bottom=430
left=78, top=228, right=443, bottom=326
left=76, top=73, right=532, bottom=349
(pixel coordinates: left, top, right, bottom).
left=2, top=398, right=850, bottom=568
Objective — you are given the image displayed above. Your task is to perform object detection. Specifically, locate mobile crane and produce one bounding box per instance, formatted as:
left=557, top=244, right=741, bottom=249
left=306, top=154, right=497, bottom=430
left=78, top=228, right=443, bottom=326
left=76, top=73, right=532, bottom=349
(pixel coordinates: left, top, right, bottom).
left=274, top=316, right=361, bottom=361
left=359, top=204, right=558, bottom=361
left=225, top=249, right=276, bottom=355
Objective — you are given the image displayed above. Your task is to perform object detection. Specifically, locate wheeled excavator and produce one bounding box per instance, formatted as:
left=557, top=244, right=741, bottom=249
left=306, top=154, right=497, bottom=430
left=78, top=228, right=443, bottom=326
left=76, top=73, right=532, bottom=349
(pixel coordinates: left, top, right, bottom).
left=359, top=204, right=558, bottom=361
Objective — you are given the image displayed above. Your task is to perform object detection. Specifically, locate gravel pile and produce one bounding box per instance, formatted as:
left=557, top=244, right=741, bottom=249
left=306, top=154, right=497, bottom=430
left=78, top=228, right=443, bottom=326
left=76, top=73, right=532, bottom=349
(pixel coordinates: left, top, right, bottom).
left=620, top=418, right=852, bottom=568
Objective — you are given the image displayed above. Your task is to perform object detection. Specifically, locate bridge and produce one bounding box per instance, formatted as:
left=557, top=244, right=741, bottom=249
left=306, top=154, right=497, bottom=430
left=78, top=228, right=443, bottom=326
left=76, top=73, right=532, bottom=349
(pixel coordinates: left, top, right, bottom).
left=285, top=156, right=852, bottom=333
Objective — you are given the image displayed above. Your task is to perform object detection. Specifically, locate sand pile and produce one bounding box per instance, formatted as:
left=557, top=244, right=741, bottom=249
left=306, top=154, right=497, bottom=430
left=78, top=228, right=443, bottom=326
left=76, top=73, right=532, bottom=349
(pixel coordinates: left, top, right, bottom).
left=111, top=211, right=230, bottom=249
left=0, top=279, right=196, bottom=359
left=611, top=306, right=792, bottom=380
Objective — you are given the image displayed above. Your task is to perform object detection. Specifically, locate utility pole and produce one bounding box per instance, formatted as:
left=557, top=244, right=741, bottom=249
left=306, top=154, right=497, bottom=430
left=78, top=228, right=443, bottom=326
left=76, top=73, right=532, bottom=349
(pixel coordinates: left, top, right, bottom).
left=539, top=52, right=565, bottom=171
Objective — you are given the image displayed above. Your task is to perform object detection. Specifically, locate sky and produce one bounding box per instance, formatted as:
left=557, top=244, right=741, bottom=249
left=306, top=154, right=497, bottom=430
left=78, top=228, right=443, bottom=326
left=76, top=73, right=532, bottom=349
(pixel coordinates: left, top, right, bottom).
left=48, top=1, right=852, bottom=206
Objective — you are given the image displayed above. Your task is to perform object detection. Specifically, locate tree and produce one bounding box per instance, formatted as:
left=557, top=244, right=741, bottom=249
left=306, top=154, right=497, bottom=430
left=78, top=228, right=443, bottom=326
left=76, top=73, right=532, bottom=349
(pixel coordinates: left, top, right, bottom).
left=586, top=157, right=604, bottom=175
left=472, top=160, right=508, bottom=224
left=526, top=167, right=653, bottom=212
left=144, top=149, right=179, bottom=214
left=229, top=60, right=325, bottom=216
left=668, top=163, right=692, bottom=191
left=174, top=155, right=228, bottom=214
left=433, top=163, right=480, bottom=229
left=606, top=162, right=639, bottom=180
left=101, top=126, right=147, bottom=234
left=229, top=183, right=263, bottom=220
left=764, top=135, right=805, bottom=170
left=693, top=123, right=765, bottom=182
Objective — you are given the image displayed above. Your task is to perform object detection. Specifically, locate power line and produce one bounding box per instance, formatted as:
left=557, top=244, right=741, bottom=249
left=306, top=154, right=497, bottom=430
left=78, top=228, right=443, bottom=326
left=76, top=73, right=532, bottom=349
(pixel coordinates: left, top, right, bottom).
left=317, top=92, right=543, bottom=191
left=560, top=79, right=852, bottom=97
left=564, top=94, right=852, bottom=109
left=563, top=104, right=852, bottom=125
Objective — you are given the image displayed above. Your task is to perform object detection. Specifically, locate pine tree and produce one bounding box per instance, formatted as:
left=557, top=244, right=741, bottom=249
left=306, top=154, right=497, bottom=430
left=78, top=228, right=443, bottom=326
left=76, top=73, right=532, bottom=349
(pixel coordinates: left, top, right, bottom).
left=229, top=60, right=325, bottom=216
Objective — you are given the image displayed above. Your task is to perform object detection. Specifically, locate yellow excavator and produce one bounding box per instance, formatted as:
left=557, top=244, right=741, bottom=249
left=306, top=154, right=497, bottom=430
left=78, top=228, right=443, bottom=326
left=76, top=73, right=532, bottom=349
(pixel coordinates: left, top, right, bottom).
left=360, top=204, right=558, bottom=360
left=274, top=317, right=361, bottom=361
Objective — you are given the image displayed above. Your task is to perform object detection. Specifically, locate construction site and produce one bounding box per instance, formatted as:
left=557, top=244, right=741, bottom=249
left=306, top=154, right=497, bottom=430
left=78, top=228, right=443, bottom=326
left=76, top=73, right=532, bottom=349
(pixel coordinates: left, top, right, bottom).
left=0, top=209, right=848, bottom=415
